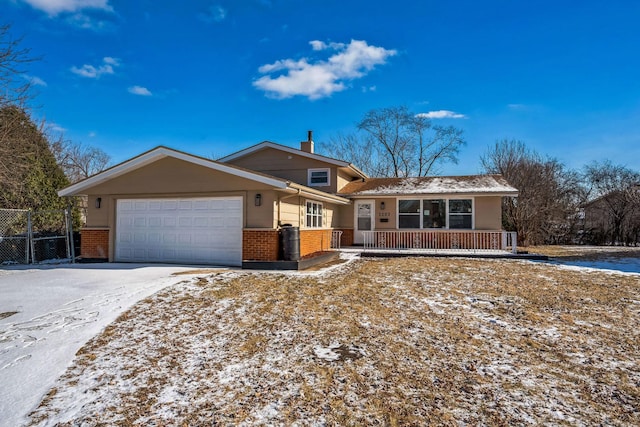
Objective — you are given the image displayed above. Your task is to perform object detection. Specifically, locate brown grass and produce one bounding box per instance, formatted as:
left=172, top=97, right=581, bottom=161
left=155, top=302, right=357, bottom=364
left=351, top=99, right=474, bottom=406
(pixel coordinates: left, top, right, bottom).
left=525, top=245, right=640, bottom=258
left=28, top=257, right=640, bottom=425
left=0, top=311, right=17, bottom=320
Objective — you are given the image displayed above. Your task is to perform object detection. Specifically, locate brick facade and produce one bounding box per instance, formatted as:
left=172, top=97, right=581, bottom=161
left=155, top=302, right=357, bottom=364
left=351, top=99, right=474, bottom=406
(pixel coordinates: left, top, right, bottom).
left=300, top=229, right=332, bottom=257
left=243, top=229, right=279, bottom=261
left=81, top=228, right=109, bottom=259
left=337, top=228, right=354, bottom=246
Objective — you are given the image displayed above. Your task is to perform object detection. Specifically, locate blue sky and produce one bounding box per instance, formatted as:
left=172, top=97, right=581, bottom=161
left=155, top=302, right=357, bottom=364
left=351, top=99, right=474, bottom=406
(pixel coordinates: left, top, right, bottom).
left=4, top=0, right=640, bottom=175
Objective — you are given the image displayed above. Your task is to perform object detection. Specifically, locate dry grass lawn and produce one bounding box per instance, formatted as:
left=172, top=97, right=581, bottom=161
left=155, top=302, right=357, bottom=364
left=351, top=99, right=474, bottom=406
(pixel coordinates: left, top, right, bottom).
left=29, top=257, right=640, bottom=426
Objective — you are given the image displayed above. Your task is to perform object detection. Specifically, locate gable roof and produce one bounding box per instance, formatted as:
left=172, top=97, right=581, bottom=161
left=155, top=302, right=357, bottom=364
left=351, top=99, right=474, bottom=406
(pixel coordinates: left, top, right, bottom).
left=57, top=146, right=352, bottom=205
left=219, top=141, right=368, bottom=179
left=338, top=174, right=519, bottom=197
left=58, top=146, right=290, bottom=197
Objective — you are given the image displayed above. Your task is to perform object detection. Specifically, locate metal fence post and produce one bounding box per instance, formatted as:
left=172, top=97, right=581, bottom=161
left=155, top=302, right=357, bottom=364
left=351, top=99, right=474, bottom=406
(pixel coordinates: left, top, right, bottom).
left=27, top=211, right=34, bottom=264
left=67, top=205, right=75, bottom=263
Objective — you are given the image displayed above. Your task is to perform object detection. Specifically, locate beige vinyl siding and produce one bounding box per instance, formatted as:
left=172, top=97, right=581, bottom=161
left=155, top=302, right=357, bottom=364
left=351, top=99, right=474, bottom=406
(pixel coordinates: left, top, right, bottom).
left=336, top=203, right=354, bottom=228
left=83, top=156, right=279, bottom=229
left=246, top=190, right=278, bottom=228
left=225, top=147, right=340, bottom=192
left=279, top=197, right=301, bottom=227
left=337, top=169, right=358, bottom=192
left=374, top=198, right=397, bottom=229
left=474, top=196, right=503, bottom=230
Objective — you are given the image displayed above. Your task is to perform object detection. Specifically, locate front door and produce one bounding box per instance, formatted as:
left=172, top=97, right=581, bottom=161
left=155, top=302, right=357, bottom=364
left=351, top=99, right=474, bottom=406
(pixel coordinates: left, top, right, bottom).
left=354, top=200, right=375, bottom=244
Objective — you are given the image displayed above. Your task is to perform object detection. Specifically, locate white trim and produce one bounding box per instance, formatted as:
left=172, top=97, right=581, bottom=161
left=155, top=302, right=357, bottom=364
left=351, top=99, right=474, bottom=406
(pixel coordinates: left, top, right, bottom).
left=58, top=146, right=288, bottom=196
left=307, top=168, right=330, bottom=187
left=354, top=199, right=375, bottom=244
left=305, top=200, right=324, bottom=228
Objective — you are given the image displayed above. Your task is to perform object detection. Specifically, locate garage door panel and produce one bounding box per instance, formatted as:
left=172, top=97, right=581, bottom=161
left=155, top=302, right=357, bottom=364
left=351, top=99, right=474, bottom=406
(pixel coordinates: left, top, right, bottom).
left=116, top=197, right=242, bottom=266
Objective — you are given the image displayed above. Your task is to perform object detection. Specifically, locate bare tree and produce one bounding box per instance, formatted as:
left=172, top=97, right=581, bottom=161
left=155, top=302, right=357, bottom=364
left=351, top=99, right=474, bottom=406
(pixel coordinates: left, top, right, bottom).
left=0, top=24, right=36, bottom=108
left=49, top=137, right=111, bottom=183
left=481, top=139, right=583, bottom=246
left=358, top=106, right=414, bottom=177
left=583, top=160, right=640, bottom=245
left=0, top=24, right=38, bottom=190
left=319, top=105, right=466, bottom=177
left=320, top=132, right=378, bottom=175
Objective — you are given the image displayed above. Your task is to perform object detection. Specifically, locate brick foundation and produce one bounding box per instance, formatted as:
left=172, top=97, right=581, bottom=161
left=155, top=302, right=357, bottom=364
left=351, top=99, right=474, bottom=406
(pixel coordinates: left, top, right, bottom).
left=300, top=229, right=332, bottom=257
left=243, top=229, right=279, bottom=261
left=81, top=228, right=109, bottom=259
left=337, top=228, right=354, bottom=246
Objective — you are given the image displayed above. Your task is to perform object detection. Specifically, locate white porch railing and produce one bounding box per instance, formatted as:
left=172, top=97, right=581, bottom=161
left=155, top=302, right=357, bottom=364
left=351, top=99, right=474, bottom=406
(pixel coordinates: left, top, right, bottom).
left=362, top=230, right=517, bottom=254
left=331, top=230, right=343, bottom=249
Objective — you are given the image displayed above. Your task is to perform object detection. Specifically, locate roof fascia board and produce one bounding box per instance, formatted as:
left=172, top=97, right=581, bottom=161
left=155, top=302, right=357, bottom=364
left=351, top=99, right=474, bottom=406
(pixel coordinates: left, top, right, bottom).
left=288, top=183, right=351, bottom=205
left=59, top=146, right=288, bottom=196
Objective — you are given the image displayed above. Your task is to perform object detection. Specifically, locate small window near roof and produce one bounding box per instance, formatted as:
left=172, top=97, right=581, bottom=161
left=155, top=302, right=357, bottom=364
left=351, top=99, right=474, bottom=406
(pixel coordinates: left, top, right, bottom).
left=308, top=168, right=330, bottom=187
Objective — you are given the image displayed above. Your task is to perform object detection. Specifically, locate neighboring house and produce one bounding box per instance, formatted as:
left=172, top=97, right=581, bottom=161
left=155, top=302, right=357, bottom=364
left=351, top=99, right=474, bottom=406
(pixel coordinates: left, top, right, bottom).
left=58, top=133, right=519, bottom=267
left=580, top=184, right=640, bottom=245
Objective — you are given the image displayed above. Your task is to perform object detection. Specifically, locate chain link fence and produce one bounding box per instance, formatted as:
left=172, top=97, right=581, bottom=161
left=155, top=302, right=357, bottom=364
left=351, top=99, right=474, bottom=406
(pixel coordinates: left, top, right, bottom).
left=0, top=208, right=75, bottom=265
left=0, top=209, right=30, bottom=264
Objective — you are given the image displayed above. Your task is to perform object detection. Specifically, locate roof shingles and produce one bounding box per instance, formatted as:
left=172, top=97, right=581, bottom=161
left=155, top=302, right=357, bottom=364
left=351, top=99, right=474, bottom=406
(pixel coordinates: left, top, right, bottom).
left=338, top=175, right=518, bottom=196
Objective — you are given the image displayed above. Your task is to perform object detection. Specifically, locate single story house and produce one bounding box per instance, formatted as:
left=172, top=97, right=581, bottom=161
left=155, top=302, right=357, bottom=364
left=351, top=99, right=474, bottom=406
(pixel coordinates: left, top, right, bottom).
left=58, top=133, right=518, bottom=267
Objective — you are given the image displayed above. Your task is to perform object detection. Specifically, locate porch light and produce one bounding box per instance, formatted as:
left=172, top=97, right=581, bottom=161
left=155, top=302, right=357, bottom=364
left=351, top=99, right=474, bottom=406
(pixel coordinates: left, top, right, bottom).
left=95, top=197, right=102, bottom=209
left=380, top=201, right=386, bottom=210
left=255, top=193, right=262, bottom=206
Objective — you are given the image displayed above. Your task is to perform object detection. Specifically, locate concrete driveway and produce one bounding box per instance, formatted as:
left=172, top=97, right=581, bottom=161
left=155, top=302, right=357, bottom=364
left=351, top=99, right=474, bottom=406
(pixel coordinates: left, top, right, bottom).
left=0, top=263, right=208, bottom=427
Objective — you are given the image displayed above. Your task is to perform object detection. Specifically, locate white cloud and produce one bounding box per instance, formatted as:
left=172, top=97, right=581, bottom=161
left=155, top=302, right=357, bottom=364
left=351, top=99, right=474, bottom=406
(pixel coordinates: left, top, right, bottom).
left=70, top=57, right=119, bottom=78
left=253, top=39, right=397, bottom=100
left=23, top=74, right=47, bottom=87
left=199, top=4, right=227, bottom=23
left=88, top=131, right=96, bottom=137
left=128, top=85, right=152, bottom=96
left=416, top=110, right=467, bottom=119
left=49, top=123, right=67, bottom=133
left=309, top=40, right=327, bottom=51
left=21, top=0, right=112, bottom=16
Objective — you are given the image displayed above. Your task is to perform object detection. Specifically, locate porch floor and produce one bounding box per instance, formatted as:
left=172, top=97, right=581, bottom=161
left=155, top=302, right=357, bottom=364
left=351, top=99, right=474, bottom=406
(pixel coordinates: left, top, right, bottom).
left=339, top=246, right=548, bottom=260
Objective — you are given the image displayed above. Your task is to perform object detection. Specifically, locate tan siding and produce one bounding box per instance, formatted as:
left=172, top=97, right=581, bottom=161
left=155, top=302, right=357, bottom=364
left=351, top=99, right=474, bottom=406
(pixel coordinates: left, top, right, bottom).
left=86, top=196, right=109, bottom=227
left=279, top=197, right=301, bottom=227
left=337, top=203, right=354, bottom=228
left=246, top=190, right=278, bottom=228
left=374, top=198, right=397, bottom=229
left=226, top=147, right=339, bottom=192
left=475, top=196, right=503, bottom=230
left=86, top=157, right=277, bottom=195
left=337, top=169, right=357, bottom=192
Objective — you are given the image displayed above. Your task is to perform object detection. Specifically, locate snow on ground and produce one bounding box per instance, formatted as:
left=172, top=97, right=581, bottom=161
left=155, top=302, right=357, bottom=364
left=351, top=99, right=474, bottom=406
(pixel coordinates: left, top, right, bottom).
left=0, top=263, right=210, bottom=427
left=23, top=256, right=640, bottom=425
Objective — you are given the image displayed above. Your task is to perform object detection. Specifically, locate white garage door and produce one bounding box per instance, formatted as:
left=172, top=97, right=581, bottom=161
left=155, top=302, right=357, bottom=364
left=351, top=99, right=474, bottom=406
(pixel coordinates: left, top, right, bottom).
left=116, top=197, right=242, bottom=266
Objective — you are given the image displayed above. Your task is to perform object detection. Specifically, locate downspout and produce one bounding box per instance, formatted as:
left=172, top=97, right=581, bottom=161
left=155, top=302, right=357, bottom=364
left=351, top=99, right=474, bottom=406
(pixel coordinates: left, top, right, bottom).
left=277, top=188, right=301, bottom=227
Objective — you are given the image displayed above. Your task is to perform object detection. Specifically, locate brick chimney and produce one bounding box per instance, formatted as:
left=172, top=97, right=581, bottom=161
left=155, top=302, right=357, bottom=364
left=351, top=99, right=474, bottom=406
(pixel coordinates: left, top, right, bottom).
left=300, top=130, right=314, bottom=153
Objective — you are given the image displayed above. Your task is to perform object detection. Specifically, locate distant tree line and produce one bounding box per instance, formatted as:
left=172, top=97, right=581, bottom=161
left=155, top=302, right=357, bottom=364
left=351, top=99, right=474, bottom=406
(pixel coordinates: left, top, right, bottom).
left=482, top=140, right=639, bottom=246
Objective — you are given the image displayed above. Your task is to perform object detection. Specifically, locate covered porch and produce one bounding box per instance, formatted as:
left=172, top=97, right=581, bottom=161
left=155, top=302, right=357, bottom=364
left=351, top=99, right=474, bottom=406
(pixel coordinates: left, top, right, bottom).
left=333, top=229, right=518, bottom=255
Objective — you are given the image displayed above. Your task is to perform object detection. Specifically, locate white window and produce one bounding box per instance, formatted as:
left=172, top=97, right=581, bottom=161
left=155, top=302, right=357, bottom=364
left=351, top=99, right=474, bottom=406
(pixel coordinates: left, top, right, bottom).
left=397, top=198, right=473, bottom=229
left=306, top=201, right=323, bottom=228
left=449, top=199, right=473, bottom=229
left=308, top=168, right=330, bottom=187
